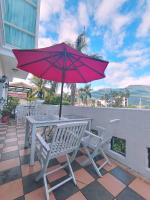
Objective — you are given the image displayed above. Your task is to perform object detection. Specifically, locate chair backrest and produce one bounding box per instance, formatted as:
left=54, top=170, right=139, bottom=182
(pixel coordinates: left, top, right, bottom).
left=48, top=121, right=88, bottom=156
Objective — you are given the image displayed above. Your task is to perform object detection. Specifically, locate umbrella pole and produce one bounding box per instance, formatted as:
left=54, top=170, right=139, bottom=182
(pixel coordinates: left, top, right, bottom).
left=59, top=82, right=64, bottom=119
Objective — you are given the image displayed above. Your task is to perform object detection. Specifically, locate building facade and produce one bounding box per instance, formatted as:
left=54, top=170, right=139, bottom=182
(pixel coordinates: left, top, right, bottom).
left=0, top=0, right=40, bottom=107
left=0, top=0, right=40, bottom=80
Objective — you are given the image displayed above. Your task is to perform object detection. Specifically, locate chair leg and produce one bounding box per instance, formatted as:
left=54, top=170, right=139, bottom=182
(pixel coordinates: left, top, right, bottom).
left=36, top=156, right=49, bottom=182
left=43, top=174, right=49, bottom=200
left=66, top=154, right=77, bottom=185
left=84, top=146, right=102, bottom=177
left=35, top=169, right=45, bottom=182
left=100, top=147, right=111, bottom=165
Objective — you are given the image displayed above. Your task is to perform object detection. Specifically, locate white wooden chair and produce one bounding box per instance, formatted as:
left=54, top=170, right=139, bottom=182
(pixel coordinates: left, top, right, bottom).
left=81, top=119, right=120, bottom=176
left=35, top=121, right=88, bottom=200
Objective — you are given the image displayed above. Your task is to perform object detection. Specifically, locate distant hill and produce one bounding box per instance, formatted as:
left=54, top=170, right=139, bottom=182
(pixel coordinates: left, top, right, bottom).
left=91, top=85, right=150, bottom=106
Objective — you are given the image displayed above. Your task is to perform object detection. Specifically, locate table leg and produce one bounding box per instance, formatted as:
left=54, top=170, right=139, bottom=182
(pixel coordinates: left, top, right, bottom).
left=30, top=125, right=36, bottom=165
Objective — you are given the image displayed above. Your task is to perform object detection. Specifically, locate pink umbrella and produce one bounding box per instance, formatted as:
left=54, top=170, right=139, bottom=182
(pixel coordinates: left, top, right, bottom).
left=13, top=42, right=109, bottom=118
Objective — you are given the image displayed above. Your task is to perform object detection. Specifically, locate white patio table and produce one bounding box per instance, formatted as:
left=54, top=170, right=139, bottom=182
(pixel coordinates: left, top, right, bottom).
left=25, top=114, right=92, bottom=165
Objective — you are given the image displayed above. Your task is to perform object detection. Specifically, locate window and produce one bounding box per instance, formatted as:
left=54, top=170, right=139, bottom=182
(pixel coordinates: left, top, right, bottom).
left=111, top=137, right=126, bottom=156
left=2, top=0, right=37, bottom=48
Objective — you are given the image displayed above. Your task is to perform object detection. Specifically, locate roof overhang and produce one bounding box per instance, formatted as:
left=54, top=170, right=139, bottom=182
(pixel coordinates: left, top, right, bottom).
left=0, top=47, right=28, bottom=81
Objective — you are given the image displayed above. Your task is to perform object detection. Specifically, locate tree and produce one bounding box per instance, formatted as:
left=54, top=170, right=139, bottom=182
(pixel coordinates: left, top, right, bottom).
left=101, top=90, right=130, bottom=107
left=29, top=76, right=59, bottom=102
left=30, top=76, right=47, bottom=99
left=79, top=84, right=92, bottom=105
left=69, top=31, right=88, bottom=106
left=46, top=81, right=59, bottom=95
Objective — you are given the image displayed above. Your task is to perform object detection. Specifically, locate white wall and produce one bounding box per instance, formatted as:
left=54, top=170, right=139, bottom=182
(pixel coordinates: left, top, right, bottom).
left=62, top=106, right=150, bottom=180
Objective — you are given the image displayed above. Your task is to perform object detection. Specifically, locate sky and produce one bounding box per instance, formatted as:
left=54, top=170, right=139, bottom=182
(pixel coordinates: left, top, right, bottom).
left=28, top=0, right=150, bottom=90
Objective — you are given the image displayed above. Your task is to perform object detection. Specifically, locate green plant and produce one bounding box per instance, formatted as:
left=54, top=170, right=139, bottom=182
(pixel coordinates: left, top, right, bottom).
left=44, top=95, right=70, bottom=105
left=0, top=105, right=12, bottom=117
left=0, top=96, right=19, bottom=118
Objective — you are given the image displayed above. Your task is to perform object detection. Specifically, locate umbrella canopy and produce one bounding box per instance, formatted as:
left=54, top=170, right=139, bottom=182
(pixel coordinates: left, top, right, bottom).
left=13, top=42, right=109, bottom=118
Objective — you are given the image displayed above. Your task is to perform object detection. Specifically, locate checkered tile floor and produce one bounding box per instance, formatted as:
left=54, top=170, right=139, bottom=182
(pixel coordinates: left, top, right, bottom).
left=0, top=122, right=150, bottom=200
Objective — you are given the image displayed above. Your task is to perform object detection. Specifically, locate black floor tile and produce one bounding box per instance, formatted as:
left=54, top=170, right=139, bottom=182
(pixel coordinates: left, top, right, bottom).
left=20, top=154, right=38, bottom=164
left=1, top=150, right=19, bottom=161
left=48, top=158, right=59, bottom=167
left=53, top=179, right=79, bottom=200
left=85, top=164, right=107, bottom=179
left=94, top=154, right=104, bottom=162
left=65, top=160, right=81, bottom=174
left=81, top=181, right=113, bottom=200
left=22, top=172, right=44, bottom=194
left=20, top=154, right=30, bottom=164
left=110, top=167, right=135, bottom=185
left=117, top=187, right=145, bottom=200
left=0, top=166, right=21, bottom=184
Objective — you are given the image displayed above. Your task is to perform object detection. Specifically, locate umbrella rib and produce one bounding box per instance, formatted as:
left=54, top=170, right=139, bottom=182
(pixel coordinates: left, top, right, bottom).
left=67, top=55, right=87, bottom=82
left=40, top=55, right=63, bottom=77
left=68, top=52, right=108, bottom=63
left=65, top=55, right=82, bottom=69
left=17, top=54, right=60, bottom=68
left=40, top=63, right=52, bottom=78
left=46, top=54, right=64, bottom=71
left=76, top=70, right=87, bottom=82
left=15, top=49, right=64, bottom=54
left=70, top=54, right=105, bottom=76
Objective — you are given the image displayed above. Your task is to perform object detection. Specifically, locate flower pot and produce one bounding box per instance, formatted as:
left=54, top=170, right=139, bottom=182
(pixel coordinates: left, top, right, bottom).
left=1, top=115, right=10, bottom=124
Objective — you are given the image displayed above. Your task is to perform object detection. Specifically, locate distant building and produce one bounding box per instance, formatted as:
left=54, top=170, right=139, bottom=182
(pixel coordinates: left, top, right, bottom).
left=8, top=82, right=35, bottom=104
left=0, top=0, right=40, bottom=107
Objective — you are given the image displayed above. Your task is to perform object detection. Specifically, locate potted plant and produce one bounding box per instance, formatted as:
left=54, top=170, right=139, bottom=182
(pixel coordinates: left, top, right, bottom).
left=0, top=96, right=19, bottom=123
left=0, top=105, right=11, bottom=123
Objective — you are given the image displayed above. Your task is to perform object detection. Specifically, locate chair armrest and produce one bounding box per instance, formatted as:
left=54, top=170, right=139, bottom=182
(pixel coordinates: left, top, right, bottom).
left=84, top=130, right=103, bottom=140
left=36, top=133, right=50, bottom=151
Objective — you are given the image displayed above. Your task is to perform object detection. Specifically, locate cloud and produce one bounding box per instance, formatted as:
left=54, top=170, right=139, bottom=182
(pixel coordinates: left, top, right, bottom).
left=101, top=42, right=150, bottom=88
left=118, top=74, right=150, bottom=87
left=112, top=14, right=131, bottom=33
left=38, top=37, right=55, bottom=48
left=103, top=30, right=126, bottom=51
left=94, top=0, right=126, bottom=26
left=39, top=24, right=47, bottom=36
left=93, top=0, right=133, bottom=50
left=103, top=59, right=150, bottom=88
left=78, top=2, right=89, bottom=27
left=40, top=0, right=65, bottom=21
left=58, top=13, right=78, bottom=43
left=105, top=62, right=131, bottom=87
left=120, top=45, right=150, bottom=68
left=39, top=1, right=80, bottom=45
left=92, top=85, right=110, bottom=91
left=137, top=0, right=150, bottom=37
